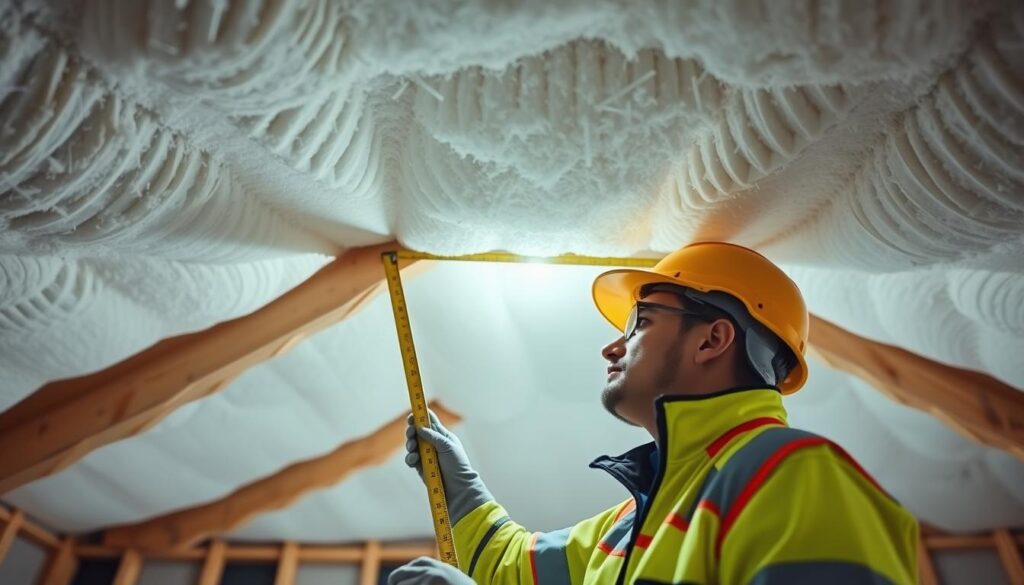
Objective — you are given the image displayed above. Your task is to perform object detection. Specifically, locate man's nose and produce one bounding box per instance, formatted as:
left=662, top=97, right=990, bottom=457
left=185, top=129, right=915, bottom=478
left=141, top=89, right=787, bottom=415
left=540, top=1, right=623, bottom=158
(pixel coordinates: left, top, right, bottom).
left=602, top=336, right=625, bottom=362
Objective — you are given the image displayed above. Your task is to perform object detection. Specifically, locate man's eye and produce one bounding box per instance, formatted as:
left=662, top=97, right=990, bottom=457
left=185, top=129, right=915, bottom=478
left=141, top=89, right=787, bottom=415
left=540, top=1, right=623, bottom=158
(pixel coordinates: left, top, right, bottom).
left=636, top=317, right=650, bottom=328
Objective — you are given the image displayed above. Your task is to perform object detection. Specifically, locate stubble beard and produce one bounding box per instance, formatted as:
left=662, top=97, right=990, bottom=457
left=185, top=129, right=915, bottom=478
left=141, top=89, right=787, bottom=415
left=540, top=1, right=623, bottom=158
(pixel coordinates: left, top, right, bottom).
left=601, top=379, right=638, bottom=426
left=602, top=332, right=688, bottom=428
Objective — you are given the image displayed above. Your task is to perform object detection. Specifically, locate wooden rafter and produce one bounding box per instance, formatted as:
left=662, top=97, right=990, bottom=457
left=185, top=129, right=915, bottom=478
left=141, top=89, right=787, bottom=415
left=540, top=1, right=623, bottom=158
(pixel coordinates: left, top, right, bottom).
left=74, top=541, right=439, bottom=562
left=62, top=529, right=1024, bottom=585
left=39, top=538, right=78, bottom=585
left=274, top=542, right=299, bottom=585
left=198, top=540, right=226, bottom=585
left=0, top=508, right=24, bottom=565
left=808, top=315, right=1024, bottom=461
left=112, top=549, right=142, bottom=585
left=916, top=538, right=939, bottom=585
left=994, top=528, right=1024, bottom=584
left=0, top=243, right=420, bottom=495
left=103, top=402, right=461, bottom=550
left=360, top=540, right=382, bottom=585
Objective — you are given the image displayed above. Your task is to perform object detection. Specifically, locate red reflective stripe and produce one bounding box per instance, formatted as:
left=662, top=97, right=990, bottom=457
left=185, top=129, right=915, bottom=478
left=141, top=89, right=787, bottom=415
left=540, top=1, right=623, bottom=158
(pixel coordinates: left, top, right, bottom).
left=706, top=417, right=785, bottom=457
left=529, top=532, right=540, bottom=584
left=697, top=499, right=720, bottom=517
left=597, top=540, right=627, bottom=557
left=666, top=512, right=689, bottom=532
left=614, top=500, right=636, bottom=522
left=635, top=534, right=653, bottom=549
left=715, top=436, right=829, bottom=557
left=666, top=498, right=720, bottom=533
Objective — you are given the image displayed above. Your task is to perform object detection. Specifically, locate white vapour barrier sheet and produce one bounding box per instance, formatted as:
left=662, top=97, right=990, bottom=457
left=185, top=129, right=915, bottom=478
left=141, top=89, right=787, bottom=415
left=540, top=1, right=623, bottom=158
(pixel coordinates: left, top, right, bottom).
left=1, top=0, right=1023, bottom=538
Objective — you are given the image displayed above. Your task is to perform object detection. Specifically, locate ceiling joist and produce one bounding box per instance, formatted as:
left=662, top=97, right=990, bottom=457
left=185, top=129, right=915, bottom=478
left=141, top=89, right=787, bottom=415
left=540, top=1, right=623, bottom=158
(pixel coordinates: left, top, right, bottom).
left=0, top=242, right=417, bottom=495
left=102, top=402, right=461, bottom=550
left=808, top=315, right=1024, bottom=461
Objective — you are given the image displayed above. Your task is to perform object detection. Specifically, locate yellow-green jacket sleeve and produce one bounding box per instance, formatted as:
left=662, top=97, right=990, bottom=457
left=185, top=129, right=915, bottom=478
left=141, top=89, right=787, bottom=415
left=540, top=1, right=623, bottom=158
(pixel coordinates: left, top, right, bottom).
left=453, top=499, right=630, bottom=585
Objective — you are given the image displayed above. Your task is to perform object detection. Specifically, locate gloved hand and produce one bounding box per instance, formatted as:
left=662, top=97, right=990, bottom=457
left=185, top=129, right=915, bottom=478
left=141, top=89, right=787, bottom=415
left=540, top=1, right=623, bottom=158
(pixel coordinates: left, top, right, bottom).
left=405, top=410, right=493, bottom=525
left=388, top=556, right=475, bottom=585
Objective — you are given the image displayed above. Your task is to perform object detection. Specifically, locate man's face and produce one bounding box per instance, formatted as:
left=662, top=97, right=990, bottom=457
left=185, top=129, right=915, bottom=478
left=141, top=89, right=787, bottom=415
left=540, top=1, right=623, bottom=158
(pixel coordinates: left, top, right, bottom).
left=600, top=291, right=695, bottom=427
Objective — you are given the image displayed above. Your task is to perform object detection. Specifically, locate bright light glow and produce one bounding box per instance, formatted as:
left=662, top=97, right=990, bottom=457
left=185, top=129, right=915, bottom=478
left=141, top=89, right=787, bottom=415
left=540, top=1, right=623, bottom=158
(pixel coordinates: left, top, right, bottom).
left=521, top=262, right=557, bottom=283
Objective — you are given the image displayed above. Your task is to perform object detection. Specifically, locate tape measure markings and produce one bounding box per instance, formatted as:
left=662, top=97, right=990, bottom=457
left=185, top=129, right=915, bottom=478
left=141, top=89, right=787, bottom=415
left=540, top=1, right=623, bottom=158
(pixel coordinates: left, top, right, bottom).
left=396, top=250, right=660, bottom=268
left=382, top=252, right=458, bottom=567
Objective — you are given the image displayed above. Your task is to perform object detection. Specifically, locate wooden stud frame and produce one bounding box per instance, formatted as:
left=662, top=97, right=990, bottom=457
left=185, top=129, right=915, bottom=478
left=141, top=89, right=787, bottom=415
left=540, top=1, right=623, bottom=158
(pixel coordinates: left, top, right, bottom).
left=3, top=503, right=1022, bottom=584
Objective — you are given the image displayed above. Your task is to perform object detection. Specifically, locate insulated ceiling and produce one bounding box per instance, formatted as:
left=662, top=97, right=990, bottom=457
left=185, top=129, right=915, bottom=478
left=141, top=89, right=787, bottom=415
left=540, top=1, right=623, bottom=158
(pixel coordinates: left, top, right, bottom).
left=1, top=0, right=1022, bottom=538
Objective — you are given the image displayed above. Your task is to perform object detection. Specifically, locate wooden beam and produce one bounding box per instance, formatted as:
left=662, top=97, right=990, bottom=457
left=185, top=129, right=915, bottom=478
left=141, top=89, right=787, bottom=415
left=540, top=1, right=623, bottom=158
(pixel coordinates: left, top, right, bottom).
left=0, top=243, right=419, bottom=495
left=111, top=549, right=142, bottom=585
left=298, top=545, right=363, bottom=563
left=274, top=542, right=299, bottom=585
left=20, top=521, right=60, bottom=550
left=359, top=540, right=381, bottom=585
left=379, top=544, right=438, bottom=562
left=917, top=538, right=939, bottom=585
left=74, top=545, right=204, bottom=561
left=74, top=541, right=436, bottom=563
left=198, top=540, right=226, bottom=585
left=924, top=535, right=994, bottom=549
left=808, top=315, right=1024, bottom=460
left=995, top=528, right=1024, bottom=585
left=1, top=504, right=62, bottom=549
left=0, top=509, right=24, bottom=565
left=38, top=538, right=77, bottom=585
left=103, top=402, right=461, bottom=550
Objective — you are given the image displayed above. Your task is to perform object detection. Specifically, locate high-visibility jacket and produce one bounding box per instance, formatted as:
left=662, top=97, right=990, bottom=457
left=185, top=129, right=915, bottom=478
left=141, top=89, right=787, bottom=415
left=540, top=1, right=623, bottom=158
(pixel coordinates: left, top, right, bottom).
left=453, top=386, right=918, bottom=584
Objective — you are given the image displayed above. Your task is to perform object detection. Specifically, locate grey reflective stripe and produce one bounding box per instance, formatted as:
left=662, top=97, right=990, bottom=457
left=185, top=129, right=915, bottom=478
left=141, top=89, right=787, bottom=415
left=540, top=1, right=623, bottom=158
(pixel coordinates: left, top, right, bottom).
left=682, top=467, right=718, bottom=525
left=468, top=515, right=509, bottom=579
left=597, top=509, right=635, bottom=555
left=633, top=580, right=702, bottom=585
left=747, top=561, right=897, bottom=584
left=532, top=526, right=573, bottom=585
left=701, top=427, right=817, bottom=517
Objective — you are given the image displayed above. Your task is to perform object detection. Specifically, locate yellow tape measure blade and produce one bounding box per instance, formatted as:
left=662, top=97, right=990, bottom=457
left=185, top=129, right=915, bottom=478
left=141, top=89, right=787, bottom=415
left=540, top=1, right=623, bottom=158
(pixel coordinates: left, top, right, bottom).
left=382, top=252, right=459, bottom=567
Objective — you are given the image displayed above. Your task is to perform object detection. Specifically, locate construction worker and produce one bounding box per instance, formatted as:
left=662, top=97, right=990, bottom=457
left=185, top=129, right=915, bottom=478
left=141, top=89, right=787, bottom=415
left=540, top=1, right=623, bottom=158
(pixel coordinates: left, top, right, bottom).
left=389, top=242, right=919, bottom=585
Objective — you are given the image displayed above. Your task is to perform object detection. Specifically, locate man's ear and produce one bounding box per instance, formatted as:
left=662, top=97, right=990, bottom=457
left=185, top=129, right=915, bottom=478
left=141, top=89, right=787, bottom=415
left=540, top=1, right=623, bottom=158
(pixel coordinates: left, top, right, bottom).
left=694, top=319, right=737, bottom=364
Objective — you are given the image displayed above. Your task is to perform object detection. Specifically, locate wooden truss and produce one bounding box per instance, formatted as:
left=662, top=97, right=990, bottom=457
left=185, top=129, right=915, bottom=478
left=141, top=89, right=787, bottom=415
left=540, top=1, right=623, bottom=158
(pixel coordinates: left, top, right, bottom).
left=809, top=315, right=1024, bottom=460
left=0, top=243, right=1022, bottom=567
left=2, top=504, right=1023, bottom=585
left=0, top=242, right=417, bottom=495
left=102, top=402, right=460, bottom=550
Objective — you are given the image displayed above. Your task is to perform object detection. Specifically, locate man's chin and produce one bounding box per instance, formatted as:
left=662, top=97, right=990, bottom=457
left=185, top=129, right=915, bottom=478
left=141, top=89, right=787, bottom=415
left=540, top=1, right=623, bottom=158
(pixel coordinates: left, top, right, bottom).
left=601, top=386, right=638, bottom=427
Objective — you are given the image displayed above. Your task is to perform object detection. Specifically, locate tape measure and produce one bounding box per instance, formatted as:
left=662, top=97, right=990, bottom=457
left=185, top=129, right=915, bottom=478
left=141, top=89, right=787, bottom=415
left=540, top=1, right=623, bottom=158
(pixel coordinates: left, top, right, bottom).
left=397, top=249, right=660, bottom=268
left=382, top=251, right=459, bottom=567
left=381, top=248, right=658, bottom=567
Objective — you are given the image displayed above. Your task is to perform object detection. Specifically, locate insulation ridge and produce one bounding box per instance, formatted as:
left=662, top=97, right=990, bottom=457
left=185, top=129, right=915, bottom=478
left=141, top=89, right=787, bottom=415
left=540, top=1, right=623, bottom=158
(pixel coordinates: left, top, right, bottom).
left=0, top=25, right=328, bottom=260
left=0, top=256, right=96, bottom=332
left=769, top=14, right=1024, bottom=271
left=78, top=0, right=359, bottom=115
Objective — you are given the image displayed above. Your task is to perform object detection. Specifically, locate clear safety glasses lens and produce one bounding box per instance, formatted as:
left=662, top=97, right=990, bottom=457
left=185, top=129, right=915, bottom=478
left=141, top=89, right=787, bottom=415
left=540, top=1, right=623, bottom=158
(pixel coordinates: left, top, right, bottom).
left=624, top=304, right=639, bottom=340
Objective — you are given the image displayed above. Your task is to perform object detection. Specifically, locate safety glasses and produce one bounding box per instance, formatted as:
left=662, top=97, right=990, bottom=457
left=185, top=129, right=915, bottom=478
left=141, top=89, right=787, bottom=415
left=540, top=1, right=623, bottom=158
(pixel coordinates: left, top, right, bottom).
left=624, top=301, right=708, bottom=341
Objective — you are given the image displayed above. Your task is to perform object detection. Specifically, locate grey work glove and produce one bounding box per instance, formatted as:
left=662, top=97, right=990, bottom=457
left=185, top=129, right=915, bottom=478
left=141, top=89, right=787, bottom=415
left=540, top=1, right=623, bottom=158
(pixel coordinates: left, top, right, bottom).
left=405, top=410, right=493, bottom=525
left=388, top=556, right=475, bottom=585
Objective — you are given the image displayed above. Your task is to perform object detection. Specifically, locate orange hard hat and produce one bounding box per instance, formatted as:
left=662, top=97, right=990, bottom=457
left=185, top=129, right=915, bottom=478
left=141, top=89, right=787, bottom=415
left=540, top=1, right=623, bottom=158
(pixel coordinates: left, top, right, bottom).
left=592, top=241, right=809, bottom=393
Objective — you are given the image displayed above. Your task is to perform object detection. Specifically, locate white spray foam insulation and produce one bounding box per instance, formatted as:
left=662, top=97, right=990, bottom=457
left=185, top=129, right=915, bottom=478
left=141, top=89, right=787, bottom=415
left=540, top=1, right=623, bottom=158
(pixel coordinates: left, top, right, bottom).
left=0, top=0, right=1022, bottom=538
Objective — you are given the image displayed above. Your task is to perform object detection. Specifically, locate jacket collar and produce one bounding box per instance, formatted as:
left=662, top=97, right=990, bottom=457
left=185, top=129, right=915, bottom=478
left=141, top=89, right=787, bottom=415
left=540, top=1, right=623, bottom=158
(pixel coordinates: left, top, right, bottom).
left=655, top=385, right=788, bottom=464
left=590, top=386, right=788, bottom=496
